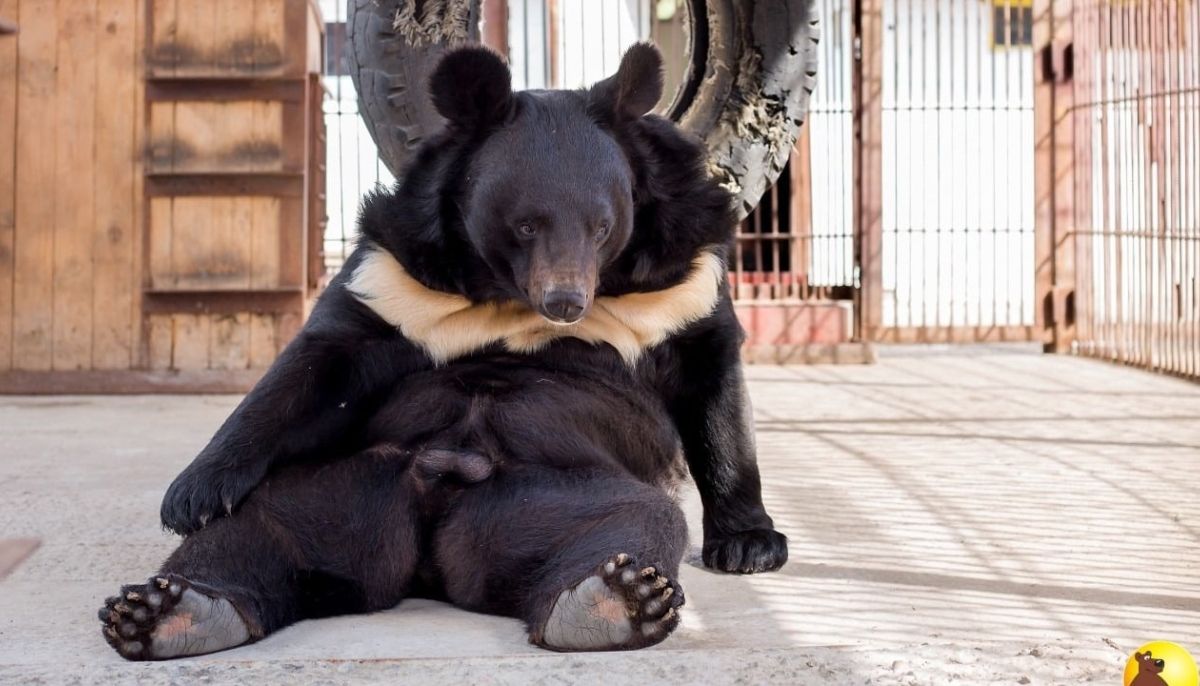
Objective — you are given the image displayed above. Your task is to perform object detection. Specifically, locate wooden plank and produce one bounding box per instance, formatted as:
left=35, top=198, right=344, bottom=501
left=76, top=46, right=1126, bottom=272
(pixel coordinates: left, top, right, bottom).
left=170, top=101, right=215, bottom=173
left=147, top=100, right=176, bottom=173
left=146, top=173, right=303, bottom=197
left=214, top=0, right=247, bottom=73
left=148, top=197, right=174, bottom=288
left=173, top=196, right=254, bottom=291
left=92, top=0, right=139, bottom=370
left=251, top=100, right=284, bottom=172
left=247, top=313, right=278, bottom=367
left=0, top=368, right=265, bottom=393
left=12, top=0, right=58, bottom=370
left=52, top=0, right=98, bottom=370
left=147, top=313, right=173, bottom=369
left=147, top=0, right=177, bottom=78
left=171, top=0, right=215, bottom=76
left=130, top=0, right=147, bottom=369
left=209, top=312, right=250, bottom=369
left=142, top=290, right=302, bottom=315
left=282, top=0, right=307, bottom=76
left=166, top=100, right=282, bottom=173
left=226, top=196, right=255, bottom=286
left=278, top=196, right=304, bottom=289
left=306, top=72, right=327, bottom=292
left=253, top=0, right=286, bottom=76
left=0, top=0, right=17, bottom=371
left=171, top=313, right=209, bottom=369
left=169, top=196, right=212, bottom=289
left=145, top=78, right=305, bottom=103
left=250, top=196, right=282, bottom=288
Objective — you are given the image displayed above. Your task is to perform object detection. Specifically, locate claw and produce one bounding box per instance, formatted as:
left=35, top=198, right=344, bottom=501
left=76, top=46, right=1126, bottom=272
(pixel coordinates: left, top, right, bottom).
left=125, top=591, right=142, bottom=602
left=156, top=577, right=170, bottom=589
left=614, top=553, right=630, bottom=566
left=639, top=567, right=656, bottom=578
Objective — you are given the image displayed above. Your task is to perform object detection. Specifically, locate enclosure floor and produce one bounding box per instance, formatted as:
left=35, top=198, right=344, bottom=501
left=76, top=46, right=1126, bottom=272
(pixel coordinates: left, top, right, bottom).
left=2, top=345, right=1198, bottom=684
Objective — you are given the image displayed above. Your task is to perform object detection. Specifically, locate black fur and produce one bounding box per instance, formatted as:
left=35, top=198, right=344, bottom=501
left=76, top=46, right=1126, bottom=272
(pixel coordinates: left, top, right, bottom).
left=125, top=43, right=785, bottom=660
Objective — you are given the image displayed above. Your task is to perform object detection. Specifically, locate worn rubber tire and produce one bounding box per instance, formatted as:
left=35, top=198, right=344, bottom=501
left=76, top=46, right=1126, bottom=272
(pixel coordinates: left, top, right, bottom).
left=347, top=0, right=818, bottom=218
left=346, top=0, right=481, bottom=176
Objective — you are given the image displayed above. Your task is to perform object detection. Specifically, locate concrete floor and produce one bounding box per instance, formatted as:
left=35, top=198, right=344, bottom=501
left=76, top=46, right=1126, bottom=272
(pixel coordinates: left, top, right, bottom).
left=1, top=346, right=1198, bottom=684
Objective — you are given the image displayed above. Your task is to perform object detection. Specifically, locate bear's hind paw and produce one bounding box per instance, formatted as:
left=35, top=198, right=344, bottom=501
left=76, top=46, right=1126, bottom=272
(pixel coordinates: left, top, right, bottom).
left=98, top=574, right=251, bottom=660
left=538, top=553, right=685, bottom=652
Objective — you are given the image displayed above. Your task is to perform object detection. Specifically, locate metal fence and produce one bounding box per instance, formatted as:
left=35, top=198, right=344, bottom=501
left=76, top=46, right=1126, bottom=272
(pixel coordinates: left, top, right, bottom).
left=315, top=0, right=1200, bottom=379
left=1039, top=0, right=1200, bottom=380
left=734, top=0, right=855, bottom=304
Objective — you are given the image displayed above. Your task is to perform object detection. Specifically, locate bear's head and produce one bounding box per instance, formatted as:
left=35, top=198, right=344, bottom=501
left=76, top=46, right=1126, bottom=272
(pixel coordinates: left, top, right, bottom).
left=357, top=43, right=733, bottom=326
left=1136, top=651, right=1166, bottom=674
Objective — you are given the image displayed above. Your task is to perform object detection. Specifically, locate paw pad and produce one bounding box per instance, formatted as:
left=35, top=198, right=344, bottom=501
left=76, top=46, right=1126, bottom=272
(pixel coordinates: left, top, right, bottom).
left=596, top=552, right=685, bottom=642
left=98, top=575, right=188, bottom=660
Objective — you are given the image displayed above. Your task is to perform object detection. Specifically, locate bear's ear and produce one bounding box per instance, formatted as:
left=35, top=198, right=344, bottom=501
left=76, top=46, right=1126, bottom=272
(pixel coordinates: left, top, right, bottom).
left=429, top=47, right=514, bottom=130
left=589, top=42, right=664, bottom=122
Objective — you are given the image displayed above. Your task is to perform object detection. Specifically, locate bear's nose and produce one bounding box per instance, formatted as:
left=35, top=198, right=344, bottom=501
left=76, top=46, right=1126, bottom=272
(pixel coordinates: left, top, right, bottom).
left=541, top=289, right=588, bottom=324
left=1155, top=659, right=1165, bottom=668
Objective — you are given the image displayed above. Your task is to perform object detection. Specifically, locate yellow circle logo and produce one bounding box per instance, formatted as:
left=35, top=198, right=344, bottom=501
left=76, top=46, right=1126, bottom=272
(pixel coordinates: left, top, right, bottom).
left=1123, top=642, right=1198, bottom=686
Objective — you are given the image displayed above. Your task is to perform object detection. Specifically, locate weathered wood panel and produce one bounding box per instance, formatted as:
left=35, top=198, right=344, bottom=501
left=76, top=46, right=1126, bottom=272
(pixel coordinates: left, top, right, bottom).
left=51, top=0, right=99, bottom=370
left=147, top=311, right=287, bottom=371
left=12, top=0, right=58, bottom=370
left=0, top=0, right=17, bottom=370
left=149, top=195, right=282, bottom=291
left=148, top=100, right=284, bottom=174
left=148, top=0, right=177, bottom=77
left=2, top=0, right=321, bottom=389
left=171, top=0, right=215, bottom=77
left=92, top=0, right=140, bottom=370
left=150, top=0, right=289, bottom=77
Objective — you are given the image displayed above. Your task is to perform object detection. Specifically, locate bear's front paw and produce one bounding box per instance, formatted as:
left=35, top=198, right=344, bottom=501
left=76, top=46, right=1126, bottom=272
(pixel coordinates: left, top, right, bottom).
left=702, top=528, right=788, bottom=574
left=159, top=459, right=264, bottom=535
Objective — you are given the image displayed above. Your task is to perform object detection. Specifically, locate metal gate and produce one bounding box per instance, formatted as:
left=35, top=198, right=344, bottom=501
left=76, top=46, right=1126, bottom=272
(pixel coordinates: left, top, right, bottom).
left=854, top=0, right=1039, bottom=343
left=1036, top=0, right=1200, bottom=380
left=751, top=0, right=1042, bottom=345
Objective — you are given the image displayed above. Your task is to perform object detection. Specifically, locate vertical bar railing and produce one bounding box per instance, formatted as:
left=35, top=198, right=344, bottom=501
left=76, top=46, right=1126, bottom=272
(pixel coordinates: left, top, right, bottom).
left=1046, top=0, right=1200, bottom=380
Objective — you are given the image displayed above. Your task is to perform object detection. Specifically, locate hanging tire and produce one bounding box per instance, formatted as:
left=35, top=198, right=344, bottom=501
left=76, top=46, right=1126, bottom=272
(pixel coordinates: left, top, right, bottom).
left=346, top=0, right=819, bottom=219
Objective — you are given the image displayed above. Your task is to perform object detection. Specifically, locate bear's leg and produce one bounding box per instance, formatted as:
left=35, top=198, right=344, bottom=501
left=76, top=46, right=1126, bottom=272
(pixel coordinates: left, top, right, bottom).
left=436, top=467, right=689, bottom=652
left=100, top=447, right=421, bottom=661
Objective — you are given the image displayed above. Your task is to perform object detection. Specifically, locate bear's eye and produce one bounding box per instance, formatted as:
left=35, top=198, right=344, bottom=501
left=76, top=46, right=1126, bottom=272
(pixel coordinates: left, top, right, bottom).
left=516, top=222, right=537, bottom=238
left=595, top=221, right=611, bottom=243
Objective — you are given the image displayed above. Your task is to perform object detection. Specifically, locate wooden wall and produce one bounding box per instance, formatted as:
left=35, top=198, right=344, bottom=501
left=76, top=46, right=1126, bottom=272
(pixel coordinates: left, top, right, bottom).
left=0, top=0, right=324, bottom=392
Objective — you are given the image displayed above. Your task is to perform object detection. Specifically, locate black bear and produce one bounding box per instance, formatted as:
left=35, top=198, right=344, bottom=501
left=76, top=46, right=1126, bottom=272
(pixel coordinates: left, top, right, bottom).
left=98, top=43, right=787, bottom=660
left=1130, top=651, right=1169, bottom=686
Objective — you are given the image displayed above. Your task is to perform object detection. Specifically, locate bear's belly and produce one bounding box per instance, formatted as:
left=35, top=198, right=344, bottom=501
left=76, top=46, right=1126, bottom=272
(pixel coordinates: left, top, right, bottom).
left=367, top=353, right=684, bottom=487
